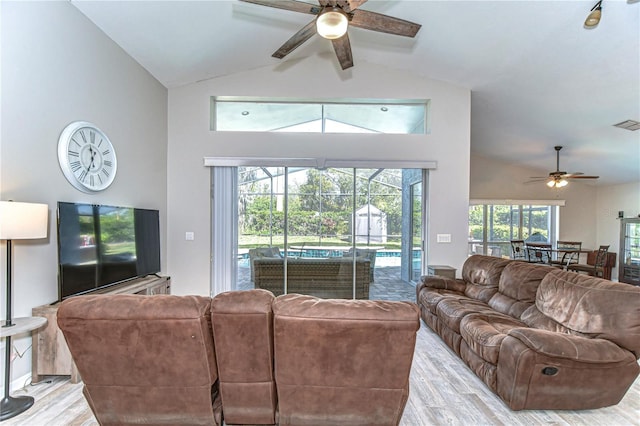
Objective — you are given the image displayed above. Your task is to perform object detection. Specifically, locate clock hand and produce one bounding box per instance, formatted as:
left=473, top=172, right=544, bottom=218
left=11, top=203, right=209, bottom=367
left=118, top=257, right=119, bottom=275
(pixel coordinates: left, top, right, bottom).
left=87, top=146, right=96, bottom=171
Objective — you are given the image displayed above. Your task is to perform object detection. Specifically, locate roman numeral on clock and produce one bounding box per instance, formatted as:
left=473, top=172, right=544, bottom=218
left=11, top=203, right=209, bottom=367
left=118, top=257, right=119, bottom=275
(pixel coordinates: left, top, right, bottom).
left=68, top=150, right=79, bottom=157
left=104, top=160, right=113, bottom=167
left=90, top=131, right=96, bottom=144
left=102, top=168, right=110, bottom=178
left=102, top=149, right=110, bottom=156
left=70, top=161, right=82, bottom=172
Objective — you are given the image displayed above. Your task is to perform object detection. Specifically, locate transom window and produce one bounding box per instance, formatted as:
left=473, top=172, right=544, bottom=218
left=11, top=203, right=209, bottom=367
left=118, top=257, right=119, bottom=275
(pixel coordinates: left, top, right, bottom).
left=211, top=98, right=428, bottom=134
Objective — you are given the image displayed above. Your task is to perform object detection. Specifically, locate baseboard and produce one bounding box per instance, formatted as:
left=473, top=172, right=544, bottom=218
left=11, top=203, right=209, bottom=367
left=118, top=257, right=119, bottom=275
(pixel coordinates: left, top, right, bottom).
left=11, top=371, right=33, bottom=393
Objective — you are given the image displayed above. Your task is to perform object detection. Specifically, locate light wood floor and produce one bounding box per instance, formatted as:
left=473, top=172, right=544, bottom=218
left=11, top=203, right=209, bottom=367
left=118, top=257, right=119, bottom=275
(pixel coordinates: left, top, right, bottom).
left=5, top=323, right=640, bottom=426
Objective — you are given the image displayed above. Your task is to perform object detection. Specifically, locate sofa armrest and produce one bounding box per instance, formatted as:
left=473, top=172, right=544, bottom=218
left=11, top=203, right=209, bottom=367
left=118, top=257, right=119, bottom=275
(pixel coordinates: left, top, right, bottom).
left=418, top=275, right=466, bottom=294
left=507, top=328, right=633, bottom=363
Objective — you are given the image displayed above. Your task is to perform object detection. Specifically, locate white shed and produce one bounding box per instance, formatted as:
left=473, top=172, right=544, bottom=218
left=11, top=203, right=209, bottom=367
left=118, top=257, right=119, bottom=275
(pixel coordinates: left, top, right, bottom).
left=355, top=204, right=387, bottom=243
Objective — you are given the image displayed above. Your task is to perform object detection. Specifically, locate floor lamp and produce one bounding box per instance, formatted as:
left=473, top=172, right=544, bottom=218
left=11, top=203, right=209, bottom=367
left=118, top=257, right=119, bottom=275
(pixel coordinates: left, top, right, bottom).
left=0, top=201, right=48, bottom=420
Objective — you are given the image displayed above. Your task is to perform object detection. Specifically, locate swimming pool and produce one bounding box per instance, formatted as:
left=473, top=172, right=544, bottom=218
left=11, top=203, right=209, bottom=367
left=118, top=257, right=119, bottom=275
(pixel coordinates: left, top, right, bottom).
left=237, top=248, right=413, bottom=268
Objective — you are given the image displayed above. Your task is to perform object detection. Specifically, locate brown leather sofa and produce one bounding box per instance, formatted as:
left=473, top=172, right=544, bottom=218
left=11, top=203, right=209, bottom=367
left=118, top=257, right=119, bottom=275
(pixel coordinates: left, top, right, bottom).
left=417, top=254, right=640, bottom=410
left=58, top=289, right=419, bottom=425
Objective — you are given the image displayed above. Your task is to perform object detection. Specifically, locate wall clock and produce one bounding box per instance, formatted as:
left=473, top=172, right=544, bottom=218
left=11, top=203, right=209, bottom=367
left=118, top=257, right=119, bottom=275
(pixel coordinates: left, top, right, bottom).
left=57, top=121, right=117, bottom=193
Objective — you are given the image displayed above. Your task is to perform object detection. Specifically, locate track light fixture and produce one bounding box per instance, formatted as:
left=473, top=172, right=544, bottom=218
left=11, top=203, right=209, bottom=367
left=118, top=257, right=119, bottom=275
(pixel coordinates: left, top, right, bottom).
left=584, top=0, right=603, bottom=28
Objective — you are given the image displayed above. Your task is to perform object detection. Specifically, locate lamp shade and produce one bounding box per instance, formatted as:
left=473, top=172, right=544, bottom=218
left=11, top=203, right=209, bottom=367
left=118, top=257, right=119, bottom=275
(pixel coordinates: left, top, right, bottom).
left=316, top=9, right=349, bottom=40
left=0, top=201, right=48, bottom=240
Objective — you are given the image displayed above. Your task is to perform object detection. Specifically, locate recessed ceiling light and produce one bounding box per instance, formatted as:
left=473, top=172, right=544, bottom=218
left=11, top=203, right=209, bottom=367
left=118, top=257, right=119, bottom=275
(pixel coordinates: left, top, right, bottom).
left=613, top=119, right=640, bottom=131
left=241, top=111, right=250, bottom=116
left=380, top=107, right=388, bottom=112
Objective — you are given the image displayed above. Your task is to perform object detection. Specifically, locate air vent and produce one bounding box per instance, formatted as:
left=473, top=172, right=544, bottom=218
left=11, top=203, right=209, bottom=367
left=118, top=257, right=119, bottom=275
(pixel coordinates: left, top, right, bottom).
left=613, top=119, right=640, bottom=131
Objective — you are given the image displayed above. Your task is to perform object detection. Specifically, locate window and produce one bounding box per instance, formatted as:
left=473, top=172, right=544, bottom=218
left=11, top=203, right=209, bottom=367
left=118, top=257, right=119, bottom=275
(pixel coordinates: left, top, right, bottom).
left=212, top=98, right=428, bottom=134
left=469, top=203, right=559, bottom=258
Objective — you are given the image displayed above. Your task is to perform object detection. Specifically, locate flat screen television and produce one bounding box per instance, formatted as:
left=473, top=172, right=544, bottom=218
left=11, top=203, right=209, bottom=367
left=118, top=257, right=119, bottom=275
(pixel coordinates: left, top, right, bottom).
left=57, top=201, right=161, bottom=301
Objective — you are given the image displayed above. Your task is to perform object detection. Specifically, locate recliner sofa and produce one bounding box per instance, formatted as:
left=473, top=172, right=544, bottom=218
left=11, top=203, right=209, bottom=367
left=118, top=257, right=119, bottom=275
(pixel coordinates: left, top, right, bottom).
left=417, top=254, right=640, bottom=410
left=58, top=289, right=419, bottom=425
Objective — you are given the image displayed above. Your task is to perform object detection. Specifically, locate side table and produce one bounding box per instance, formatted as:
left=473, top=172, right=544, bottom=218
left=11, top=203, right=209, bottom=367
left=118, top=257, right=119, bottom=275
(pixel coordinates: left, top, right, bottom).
left=1, top=316, right=47, bottom=421
left=427, top=265, right=456, bottom=280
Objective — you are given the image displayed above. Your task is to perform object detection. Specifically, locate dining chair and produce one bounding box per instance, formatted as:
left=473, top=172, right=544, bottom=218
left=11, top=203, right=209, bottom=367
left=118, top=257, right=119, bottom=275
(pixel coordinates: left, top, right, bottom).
left=526, top=242, right=552, bottom=264
left=549, top=241, right=582, bottom=269
left=568, top=245, right=610, bottom=278
left=510, top=240, right=527, bottom=261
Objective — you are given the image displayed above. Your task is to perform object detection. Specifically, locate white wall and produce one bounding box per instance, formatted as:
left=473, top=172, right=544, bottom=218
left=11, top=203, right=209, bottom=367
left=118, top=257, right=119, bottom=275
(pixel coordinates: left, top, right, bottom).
left=168, top=55, right=471, bottom=296
left=1, top=2, right=167, bottom=387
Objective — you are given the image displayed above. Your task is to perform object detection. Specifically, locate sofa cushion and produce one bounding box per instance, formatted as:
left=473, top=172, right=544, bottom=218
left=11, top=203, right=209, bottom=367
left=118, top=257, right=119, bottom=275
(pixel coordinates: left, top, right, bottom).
left=418, top=288, right=466, bottom=314
left=436, top=297, right=494, bottom=334
left=536, top=270, right=640, bottom=357
left=488, top=262, right=552, bottom=318
left=461, top=255, right=511, bottom=302
left=460, top=313, right=527, bottom=364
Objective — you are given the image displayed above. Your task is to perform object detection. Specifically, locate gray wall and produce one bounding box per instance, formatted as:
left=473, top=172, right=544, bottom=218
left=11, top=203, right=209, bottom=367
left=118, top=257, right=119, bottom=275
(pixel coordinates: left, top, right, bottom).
left=1, top=1, right=168, bottom=385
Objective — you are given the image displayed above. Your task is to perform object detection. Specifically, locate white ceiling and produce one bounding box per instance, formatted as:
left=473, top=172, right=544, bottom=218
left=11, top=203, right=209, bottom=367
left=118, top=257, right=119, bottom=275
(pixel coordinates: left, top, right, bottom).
left=71, top=0, right=640, bottom=185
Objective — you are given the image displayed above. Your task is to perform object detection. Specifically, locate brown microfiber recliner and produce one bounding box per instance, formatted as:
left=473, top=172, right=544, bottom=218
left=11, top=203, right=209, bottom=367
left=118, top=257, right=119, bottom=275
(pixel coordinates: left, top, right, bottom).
left=272, top=294, right=420, bottom=426
left=417, top=254, right=640, bottom=411
left=57, top=294, right=222, bottom=426
left=59, top=291, right=420, bottom=425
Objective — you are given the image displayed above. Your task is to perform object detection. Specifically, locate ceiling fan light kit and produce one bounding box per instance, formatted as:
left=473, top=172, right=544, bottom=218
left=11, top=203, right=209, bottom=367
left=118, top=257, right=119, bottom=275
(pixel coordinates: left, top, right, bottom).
left=585, top=0, right=603, bottom=28
left=547, top=178, right=568, bottom=188
left=525, top=146, right=600, bottom=188
left=316, top=8, right=349, bottom=39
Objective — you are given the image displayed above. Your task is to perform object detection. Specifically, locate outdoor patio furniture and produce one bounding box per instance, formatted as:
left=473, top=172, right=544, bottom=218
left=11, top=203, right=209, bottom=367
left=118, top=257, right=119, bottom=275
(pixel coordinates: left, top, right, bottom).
left=342, top=248, right=377, bottom=282
left=248, top=247, right=282, bottom=281
left=253, top=257, right=371, bottom=299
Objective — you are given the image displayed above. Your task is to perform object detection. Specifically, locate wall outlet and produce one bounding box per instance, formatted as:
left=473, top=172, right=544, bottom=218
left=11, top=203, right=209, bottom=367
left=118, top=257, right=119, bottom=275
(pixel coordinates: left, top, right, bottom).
left=185, top=231, right=195, bottom=241
left=437, top=234, right=452, bottom=243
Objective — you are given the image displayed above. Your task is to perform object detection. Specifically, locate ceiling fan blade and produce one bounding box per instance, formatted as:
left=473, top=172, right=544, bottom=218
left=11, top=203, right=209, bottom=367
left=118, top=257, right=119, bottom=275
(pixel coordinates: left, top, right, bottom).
left=567, top=175, right=599, bottom=179
left=561, top=172, right=584, bottom=178
left=524, top=179, right=548, bottom=184
left=272, top=20, right=317, bottom=59
left=332, top=33, right=354, bottom=70
left=529, top=176, right=550, bottom=179
left=239, top=0, right=319, bottom=15
left=350, top=9, right=421, bottom=37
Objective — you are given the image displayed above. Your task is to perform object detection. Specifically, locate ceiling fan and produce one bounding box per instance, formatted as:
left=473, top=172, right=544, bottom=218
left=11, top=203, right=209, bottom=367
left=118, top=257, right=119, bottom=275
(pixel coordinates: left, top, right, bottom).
left=526, top=146, right=599, bottom=188
left=239, top=0, right=421, bottom=70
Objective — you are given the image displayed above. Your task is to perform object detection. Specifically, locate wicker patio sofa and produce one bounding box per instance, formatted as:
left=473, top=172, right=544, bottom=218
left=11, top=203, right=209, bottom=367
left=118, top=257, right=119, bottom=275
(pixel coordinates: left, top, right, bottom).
left=253, top=257, right=371, bottom=299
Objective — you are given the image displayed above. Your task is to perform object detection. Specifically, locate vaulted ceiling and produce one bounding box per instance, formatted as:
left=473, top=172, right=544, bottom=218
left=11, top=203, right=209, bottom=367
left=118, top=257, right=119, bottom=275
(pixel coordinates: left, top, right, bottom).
left=71, top=0, right=640, bottom=185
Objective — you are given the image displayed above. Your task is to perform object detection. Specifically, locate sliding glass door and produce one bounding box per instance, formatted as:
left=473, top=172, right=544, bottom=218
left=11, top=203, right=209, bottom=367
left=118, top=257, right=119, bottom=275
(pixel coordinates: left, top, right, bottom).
left=228, top=166, right=425, bottom=301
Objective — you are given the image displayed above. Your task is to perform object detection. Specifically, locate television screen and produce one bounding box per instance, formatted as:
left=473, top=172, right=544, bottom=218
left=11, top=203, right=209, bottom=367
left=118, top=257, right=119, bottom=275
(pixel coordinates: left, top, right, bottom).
left=57, top=202, right=161, bottom=300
